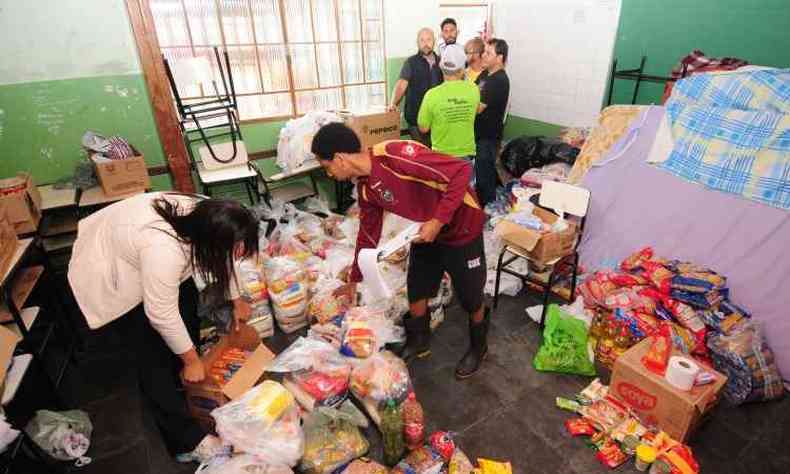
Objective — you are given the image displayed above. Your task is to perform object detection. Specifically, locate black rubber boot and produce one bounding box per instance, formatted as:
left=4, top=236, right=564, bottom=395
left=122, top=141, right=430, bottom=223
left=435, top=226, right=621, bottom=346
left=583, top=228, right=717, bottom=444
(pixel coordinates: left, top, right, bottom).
left=455, top=308, right=490, bottom=379
left=401, top=313, right=432, bottom=364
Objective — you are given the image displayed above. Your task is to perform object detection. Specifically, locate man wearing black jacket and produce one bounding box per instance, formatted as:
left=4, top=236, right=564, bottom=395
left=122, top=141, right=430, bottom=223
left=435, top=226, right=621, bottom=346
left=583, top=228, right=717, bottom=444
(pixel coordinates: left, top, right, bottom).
left=389, top=28, right=443, bottom=147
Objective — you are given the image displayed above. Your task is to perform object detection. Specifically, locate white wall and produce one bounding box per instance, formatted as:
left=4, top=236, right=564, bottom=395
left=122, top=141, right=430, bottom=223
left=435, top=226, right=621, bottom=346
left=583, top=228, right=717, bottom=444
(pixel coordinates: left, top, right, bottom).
left=0, top=0, right=140, bottom=85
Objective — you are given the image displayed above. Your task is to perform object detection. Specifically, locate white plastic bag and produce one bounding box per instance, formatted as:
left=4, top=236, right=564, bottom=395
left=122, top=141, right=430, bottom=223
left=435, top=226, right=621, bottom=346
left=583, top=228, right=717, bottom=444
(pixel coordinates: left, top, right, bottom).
left=196, top=454, right=294, bottom=474
left=0, top=415, right=19, bottom=454
left=212, top=381, right=304, bottom=467
left=25, top=410, right=92, bottom=465
left=341, top=306, right=404, bottom=358
left=276, top=111, right=343, bottom=172
left=264, top=256, right=309, bottom=333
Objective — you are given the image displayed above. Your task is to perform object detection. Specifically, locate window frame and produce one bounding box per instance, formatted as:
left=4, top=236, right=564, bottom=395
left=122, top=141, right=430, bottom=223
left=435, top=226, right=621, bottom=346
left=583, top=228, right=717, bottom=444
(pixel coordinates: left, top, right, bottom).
left=152, top=0, right=388, bottom=124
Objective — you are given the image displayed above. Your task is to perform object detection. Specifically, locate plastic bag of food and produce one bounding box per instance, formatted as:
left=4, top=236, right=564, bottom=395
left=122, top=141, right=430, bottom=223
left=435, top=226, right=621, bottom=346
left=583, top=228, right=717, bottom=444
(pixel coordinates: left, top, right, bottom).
left=342, top=459, right=389, bottom=474
left=270, top=338, right=352, bottom=410
left=264, top=256, right=309, bottom=332
left=707, top=321, right=785, bottom=404
left=533, top=305, right=596, bottom=376
left=448, top=449, right=475, bottom=474
left=342, top=306, right=405, bottom=357
left=391, top=446, right=444, bottom=474
left=196, top=454, right=294, bottom=474
left=24, top=410, right=92, bottom=463
left=307, top=277, right=350, bottom=324
left=350, top=351, right=412, bottom=403
left=212, top=381, right=304, bottom=467
left=300, top=406, right=370, bottom=474
left=277, top=110, right=342, bottom=172
left=267, top=216, right=313, bottom=262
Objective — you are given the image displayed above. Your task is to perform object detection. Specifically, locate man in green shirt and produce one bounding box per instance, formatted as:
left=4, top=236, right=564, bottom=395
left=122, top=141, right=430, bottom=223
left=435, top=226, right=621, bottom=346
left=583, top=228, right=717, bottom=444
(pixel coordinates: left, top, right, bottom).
left=417, top=44, right=480, bottom=159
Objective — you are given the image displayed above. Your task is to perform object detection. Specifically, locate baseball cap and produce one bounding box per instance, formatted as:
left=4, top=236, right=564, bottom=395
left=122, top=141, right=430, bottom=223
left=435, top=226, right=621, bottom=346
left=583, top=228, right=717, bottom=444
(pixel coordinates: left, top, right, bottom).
left=439, top=44, right=466, bottom=72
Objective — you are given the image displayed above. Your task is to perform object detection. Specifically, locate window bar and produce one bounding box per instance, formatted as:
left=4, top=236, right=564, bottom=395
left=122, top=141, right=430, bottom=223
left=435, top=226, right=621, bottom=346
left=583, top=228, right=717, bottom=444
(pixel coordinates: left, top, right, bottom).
left=357, top=0, right=367, bottom=85
left=333, top=0, right=348, bottom=108
left=178, top=0, right=203, bottom=96
left=308, top=0, right=322, bottom=89
left=247, top=0, right=266, bottom=94
left=276, top=0, right=299, bottom=114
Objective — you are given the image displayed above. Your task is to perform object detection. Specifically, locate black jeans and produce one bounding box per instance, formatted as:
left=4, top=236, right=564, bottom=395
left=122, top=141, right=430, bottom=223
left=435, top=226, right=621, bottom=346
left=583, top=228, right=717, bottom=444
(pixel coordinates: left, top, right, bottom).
left=475, top=138, right=499, bottom=207
left=126, top=279, right=205, bottom=455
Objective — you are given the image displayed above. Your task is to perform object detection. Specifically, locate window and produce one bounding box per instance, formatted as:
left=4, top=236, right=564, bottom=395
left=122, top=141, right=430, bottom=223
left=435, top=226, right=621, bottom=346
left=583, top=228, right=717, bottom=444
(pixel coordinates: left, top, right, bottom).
left=150, top=0, right=386, bottom=121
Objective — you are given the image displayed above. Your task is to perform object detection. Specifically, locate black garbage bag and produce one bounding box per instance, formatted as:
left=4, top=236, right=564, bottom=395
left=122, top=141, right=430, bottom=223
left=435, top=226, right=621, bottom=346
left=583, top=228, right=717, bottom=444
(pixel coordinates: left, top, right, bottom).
left=500, top=136, right=580, bottom=177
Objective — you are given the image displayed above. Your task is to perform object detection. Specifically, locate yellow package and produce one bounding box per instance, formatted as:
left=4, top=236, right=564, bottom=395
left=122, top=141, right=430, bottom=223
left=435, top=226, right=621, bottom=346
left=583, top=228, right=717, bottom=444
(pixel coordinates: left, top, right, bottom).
left=250, top=380, right=294, bottom=423
left=474, top=458, right=513, bottom=474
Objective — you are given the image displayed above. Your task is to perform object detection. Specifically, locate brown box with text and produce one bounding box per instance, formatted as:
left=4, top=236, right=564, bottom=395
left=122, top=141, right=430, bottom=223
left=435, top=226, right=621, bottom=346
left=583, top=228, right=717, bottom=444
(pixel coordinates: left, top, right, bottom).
left=0, top=173, right=42, bottom=235
left=92, top=151, right=151, bottom=197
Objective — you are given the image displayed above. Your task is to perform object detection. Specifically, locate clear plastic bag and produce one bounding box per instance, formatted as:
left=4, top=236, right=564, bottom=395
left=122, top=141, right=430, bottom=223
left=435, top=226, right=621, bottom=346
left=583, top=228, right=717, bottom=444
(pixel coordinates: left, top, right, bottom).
left=24, top=410, right=92, bottom=462
left=350, top=351, right=412, bottom=404
left=196, top=454, right=294, bottom=474
left=276, top=111, right=342, bottom=172
left=270, top=338, right=352, bottom=409
left=300, top=406, right=370, bottom=474
left=211, top=381, right=304, bottom=467
left=307, top=277, right=349, bottom=324
left=264, top=256, right=309, bottom=333
left=341, top=307, right=405, bottom=358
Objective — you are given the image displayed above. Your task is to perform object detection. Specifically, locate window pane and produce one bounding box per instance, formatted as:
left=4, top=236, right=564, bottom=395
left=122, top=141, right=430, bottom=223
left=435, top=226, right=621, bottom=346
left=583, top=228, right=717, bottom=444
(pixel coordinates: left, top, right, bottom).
left=151, top=0, right=189, bottom=47
left=193, top=47, right=224, bottom=94
left=290, top=44, right=318, bottom=89
left=364, top=42, right=384, bottom=81
left=163, top=47, right=201, bottom=98
left=313, top=0, right=338, bottom=42
left=238, top=93, right=292, bottom=119
left=317, top=43, right=342, bottom=87
left=283, top=0, right=313, bottom=43
left=183, top=0, right=222, bottom=45
left=251, top=0, right=284, bottom=43
left=258, top=45, right=290, bottom=92
left=338, top=0, right=361, bottom=41
left=296, top=89, right=342, bottom=114
left=226, top=46, right=261, bottom=94
left=342, top=43, right=363, bottom=84
left=219, top=0, right=254, bottom=45
left=345, top=83, right=385, bottom=110
left=363, top=19, right=382, bottom=42
left=362, top=0, right=382, bottom=19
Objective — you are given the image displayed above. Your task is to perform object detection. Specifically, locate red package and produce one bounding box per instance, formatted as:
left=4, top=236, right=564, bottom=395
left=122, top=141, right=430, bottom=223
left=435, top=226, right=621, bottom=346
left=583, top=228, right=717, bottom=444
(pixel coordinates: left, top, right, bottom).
left=429, top=431, right=456, bottom=461
left=609, top=272, right=649, bottom=288
left=642, top=261, right=673, bottom=294
left=632, top=311, right=660, bottom=337
left=642, top=324, right=672, bottom=375
left=565, top=418, right=596, bottom=437
left=620, top=247, right=654, bottom=272
left=660, top=444, right=700, bottom=474
left=291, top=370, right=349, bottom=403
left=664, top=299, right=707, bottom=355
left=596, top=440, right=628, bottom=469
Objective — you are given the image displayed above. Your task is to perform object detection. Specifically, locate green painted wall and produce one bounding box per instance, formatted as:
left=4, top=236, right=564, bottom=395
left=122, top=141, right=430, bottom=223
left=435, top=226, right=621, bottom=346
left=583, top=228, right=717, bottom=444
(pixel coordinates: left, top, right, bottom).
left=0, top=74, right=172, bottom=190
left=611, top=0, right=790, bottom=105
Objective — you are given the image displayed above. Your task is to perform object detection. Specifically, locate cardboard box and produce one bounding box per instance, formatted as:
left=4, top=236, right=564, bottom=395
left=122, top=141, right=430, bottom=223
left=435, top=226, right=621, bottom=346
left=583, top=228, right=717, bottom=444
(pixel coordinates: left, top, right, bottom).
left=341, top=109, right=401, bottom=151
left=494, top=207, right=578, bottom=264
left=0, top=174, right=42, bottom=235
left=0, top=208, right=19, bottom=277
left=184, top=324, right=275, bottom=431
left=92, top=151, right=151, bottom=197
left=610, top=338, right=727, bottom=442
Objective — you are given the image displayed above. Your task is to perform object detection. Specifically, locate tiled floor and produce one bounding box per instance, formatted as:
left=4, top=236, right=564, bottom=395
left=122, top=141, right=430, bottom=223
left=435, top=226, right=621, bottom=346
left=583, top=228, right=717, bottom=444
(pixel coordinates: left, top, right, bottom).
left=13, top=291, right=790, bottom=473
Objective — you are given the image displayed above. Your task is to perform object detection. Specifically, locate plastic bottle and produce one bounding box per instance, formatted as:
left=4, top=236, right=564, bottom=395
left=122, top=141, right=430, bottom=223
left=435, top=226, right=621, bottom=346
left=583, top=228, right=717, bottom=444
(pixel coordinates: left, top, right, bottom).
left=588, top=311, right=605, bottom=351
left=595, top=315, right=617, bottom=366
left=401, top=392, right=425, bottom=450
left=612, top=324, right=632, bottom=361
left=381, top=400, right=405, bottom=466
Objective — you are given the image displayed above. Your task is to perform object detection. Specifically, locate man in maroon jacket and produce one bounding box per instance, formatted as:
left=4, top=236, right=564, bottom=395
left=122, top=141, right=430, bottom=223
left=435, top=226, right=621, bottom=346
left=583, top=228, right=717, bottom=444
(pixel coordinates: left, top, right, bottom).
left=311, top=122, right=490, bottom=379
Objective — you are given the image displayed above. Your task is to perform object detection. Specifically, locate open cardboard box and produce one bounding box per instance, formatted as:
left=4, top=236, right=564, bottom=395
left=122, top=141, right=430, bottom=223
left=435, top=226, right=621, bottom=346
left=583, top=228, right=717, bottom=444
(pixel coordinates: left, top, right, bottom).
left=0, top=173, right=42, bottom=235
left=610, top=338, right=727, bottom=442
left=184, top=324, right=275, bottom=431
left=339, top=108, right=401, bottom=151
left=494, top=206, right=578, bottom=264
left=92, top=149, right=151, bottom=197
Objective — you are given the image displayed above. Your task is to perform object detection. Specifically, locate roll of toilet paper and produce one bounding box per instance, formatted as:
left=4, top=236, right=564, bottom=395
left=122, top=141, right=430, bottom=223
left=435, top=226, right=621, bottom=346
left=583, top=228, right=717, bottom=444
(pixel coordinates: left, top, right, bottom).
left=665, top=356, right=700, bottom=391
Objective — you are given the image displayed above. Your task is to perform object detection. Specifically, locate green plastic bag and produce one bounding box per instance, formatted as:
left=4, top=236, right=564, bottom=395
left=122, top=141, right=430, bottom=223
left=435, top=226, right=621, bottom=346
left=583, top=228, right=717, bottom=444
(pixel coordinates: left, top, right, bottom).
left=533, top=305, right=596, bottom=376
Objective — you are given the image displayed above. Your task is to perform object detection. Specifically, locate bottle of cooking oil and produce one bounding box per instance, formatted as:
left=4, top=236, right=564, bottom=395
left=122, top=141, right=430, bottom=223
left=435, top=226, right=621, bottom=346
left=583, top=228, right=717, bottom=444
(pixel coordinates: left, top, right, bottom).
left=613, top=323, right=633, bottom=362
left=595, top=314, right=617, bottom=367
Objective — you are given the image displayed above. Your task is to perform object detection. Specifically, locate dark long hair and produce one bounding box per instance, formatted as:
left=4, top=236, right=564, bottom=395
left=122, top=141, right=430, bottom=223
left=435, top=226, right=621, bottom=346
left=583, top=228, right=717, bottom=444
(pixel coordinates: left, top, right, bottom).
left=152, top=195, right=258, bottom=299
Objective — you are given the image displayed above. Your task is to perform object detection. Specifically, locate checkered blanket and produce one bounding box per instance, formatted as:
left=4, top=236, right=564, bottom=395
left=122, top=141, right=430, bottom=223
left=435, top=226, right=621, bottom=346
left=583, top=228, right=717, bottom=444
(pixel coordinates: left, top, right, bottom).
left=659, top=69, right=790, bottom=209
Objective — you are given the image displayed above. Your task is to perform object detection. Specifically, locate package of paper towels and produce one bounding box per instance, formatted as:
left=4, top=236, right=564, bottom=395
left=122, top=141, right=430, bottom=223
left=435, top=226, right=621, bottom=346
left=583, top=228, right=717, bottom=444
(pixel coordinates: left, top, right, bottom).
left=665, top=356, right=700, bottom=391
